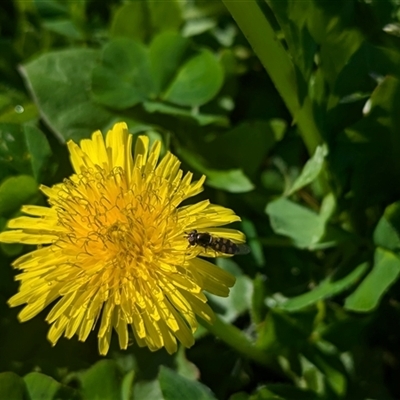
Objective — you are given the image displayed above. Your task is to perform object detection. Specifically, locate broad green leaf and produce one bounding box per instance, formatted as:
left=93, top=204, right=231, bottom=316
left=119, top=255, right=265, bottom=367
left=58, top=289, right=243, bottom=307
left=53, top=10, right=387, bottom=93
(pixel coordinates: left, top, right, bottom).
left=209, top=258, right=253, bottom=322
left=345, top=247, right=400, bottom=312
left=205, top=169, right=254, bottom=193
left=143, top=102, right=228, bottom=126
left=80, top=360, right=122, bottom=400
left=92, top=38, right=156, bottom=109
left=43, top=19, right=84, bottom=40
left=110, top=2, right=147, bottom=42
left=287, top=144, right=328, bottom=195
left=373, top=201, right=400, bottom=252
left=0, top=372, right=28, bottom=400
left=0, top=175, right=38, bottom=216
left=208, top=120, right=287, bottom=176
left=163, top=50, right=224, bottom=107
left=149, top=32, right=189, bottom=94
left=21, top=49, right=113, bottom=142
left=24, top=372, right=62, bottom=400
left=280, top=262, right=368, bottom=311
left=133, top=380, right=163, bottom=400
left=250, top=384, right=319, bottom=400
left=158, top=366, right=217, bottom=400
left=178, top=147, right=254, bottom=193
left=0, top=123, right=51, bottom=180
left=266, top=198, right=325, bottom=249
left=148, top=0, right=183, bottom=34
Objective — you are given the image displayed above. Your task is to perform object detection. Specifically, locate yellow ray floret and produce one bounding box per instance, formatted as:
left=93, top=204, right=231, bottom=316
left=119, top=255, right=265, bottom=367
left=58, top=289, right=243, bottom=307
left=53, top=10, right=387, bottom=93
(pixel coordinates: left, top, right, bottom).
left=0, top=122, right=246, bottom=355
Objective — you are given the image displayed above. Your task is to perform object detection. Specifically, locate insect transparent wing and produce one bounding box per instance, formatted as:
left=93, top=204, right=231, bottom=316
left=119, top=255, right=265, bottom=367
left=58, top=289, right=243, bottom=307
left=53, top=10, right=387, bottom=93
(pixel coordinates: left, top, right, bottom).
left=235, top=243, right=251, bottom=255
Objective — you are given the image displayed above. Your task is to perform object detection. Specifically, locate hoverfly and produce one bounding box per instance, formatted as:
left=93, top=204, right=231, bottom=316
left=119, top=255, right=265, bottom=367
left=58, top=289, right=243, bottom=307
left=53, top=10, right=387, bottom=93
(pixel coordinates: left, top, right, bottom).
left=186, top=229, right=250, bottom=255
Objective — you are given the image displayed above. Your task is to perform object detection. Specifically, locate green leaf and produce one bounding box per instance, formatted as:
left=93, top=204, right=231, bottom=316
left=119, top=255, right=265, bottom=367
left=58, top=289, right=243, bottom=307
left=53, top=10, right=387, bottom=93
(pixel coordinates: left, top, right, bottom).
left=205, top=168, right=254, bottom=193
left=287, top=144, right=328, bottom=195
left=0, top=123, right=51, bottom=180
left=110, top=2, right=148, bottom=42
left=209, top=258, right=253, bottom=322
left=0, top=372, right=28, bottom=400
left=148, top=0, right=183, bottom=34
left=133, top=380, right=163, bottom=400
left=143, top=102, right=228, bottom=126
left=163, top=50, right=224, bottom=107
left=345, top=247, right=400, bottom=312
left=24, top=372, right=61, bottom=400
left=280, top=262, right=368, bottom=312
left=178, top=147, right=254, bottom=193
left=92, top=38, right=156, bottom=109
left=80, top=360, right=122, bottom=400
left=149, top=32, right=189, bottom=94
left=0, top=175, right=38, bottom=216
left=43, top=19, right=84, bottom=40
left=208, top=120, right=286, bottom=176
left=21, top=49, right=113, bottom=142
left=266, top=198, right=325, bottom=249
left=250, top=384, right=320, bottom=400
left=373, top=200, right=400, bottom=252
left=158, top=367, right=217, bottom=400
left=222, top=0, right=323, bottom=157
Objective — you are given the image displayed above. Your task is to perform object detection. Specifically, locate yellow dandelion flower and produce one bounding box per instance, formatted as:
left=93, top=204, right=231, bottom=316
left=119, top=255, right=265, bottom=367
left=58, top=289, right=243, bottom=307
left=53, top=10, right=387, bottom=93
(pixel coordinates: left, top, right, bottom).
left=0, top=122, right=247, bottom=355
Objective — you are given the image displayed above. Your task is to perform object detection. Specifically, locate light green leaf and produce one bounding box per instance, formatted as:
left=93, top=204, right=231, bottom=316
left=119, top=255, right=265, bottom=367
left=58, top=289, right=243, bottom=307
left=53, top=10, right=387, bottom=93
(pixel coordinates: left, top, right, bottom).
left=345, top=247, right=400, bottom=312
left=158, top=367, right=217, bottom=400
left=163, top=50, right=224, bottom=107
left=280, top=263, right=368, bottom=312
left=80, top=360, right=122, bottom=400
left=373, top=201, right=400, bottom=252
left=21, top=49, right=113, bottom=142
left=266, top=198, right=325, bottom=249
left=0, top=175, right=38, bottom=216
left=24, top=372, right=61, bottom=400
left=286, top=144, right=328, bottom=195
left=143, top=102, right=228, bottom=126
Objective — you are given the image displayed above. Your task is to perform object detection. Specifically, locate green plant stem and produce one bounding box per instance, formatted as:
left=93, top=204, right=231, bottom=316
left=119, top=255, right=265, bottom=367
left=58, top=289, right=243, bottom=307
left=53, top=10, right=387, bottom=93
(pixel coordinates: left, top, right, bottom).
left=222, top=0, right=322, bottom=157
left=201, top=315, right=280, bottom=372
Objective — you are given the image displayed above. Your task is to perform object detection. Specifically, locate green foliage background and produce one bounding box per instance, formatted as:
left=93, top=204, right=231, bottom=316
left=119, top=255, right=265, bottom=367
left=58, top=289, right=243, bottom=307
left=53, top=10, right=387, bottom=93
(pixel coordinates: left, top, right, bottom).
left=1, top=0, right=400, bottom=399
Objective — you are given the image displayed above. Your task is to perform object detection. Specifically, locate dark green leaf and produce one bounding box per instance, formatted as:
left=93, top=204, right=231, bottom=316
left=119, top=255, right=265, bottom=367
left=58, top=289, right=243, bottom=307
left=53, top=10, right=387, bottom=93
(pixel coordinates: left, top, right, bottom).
left=92, top=38, right=155, bottom=109
left=345, top=247, right=400, bottom=312
left=149, top=32, right=189, bottom=94
left=158, top=366, right=217, bottom=400
left=0, top=123, right=51, bottom=180
left=0, top=372, right=28, bottom=400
